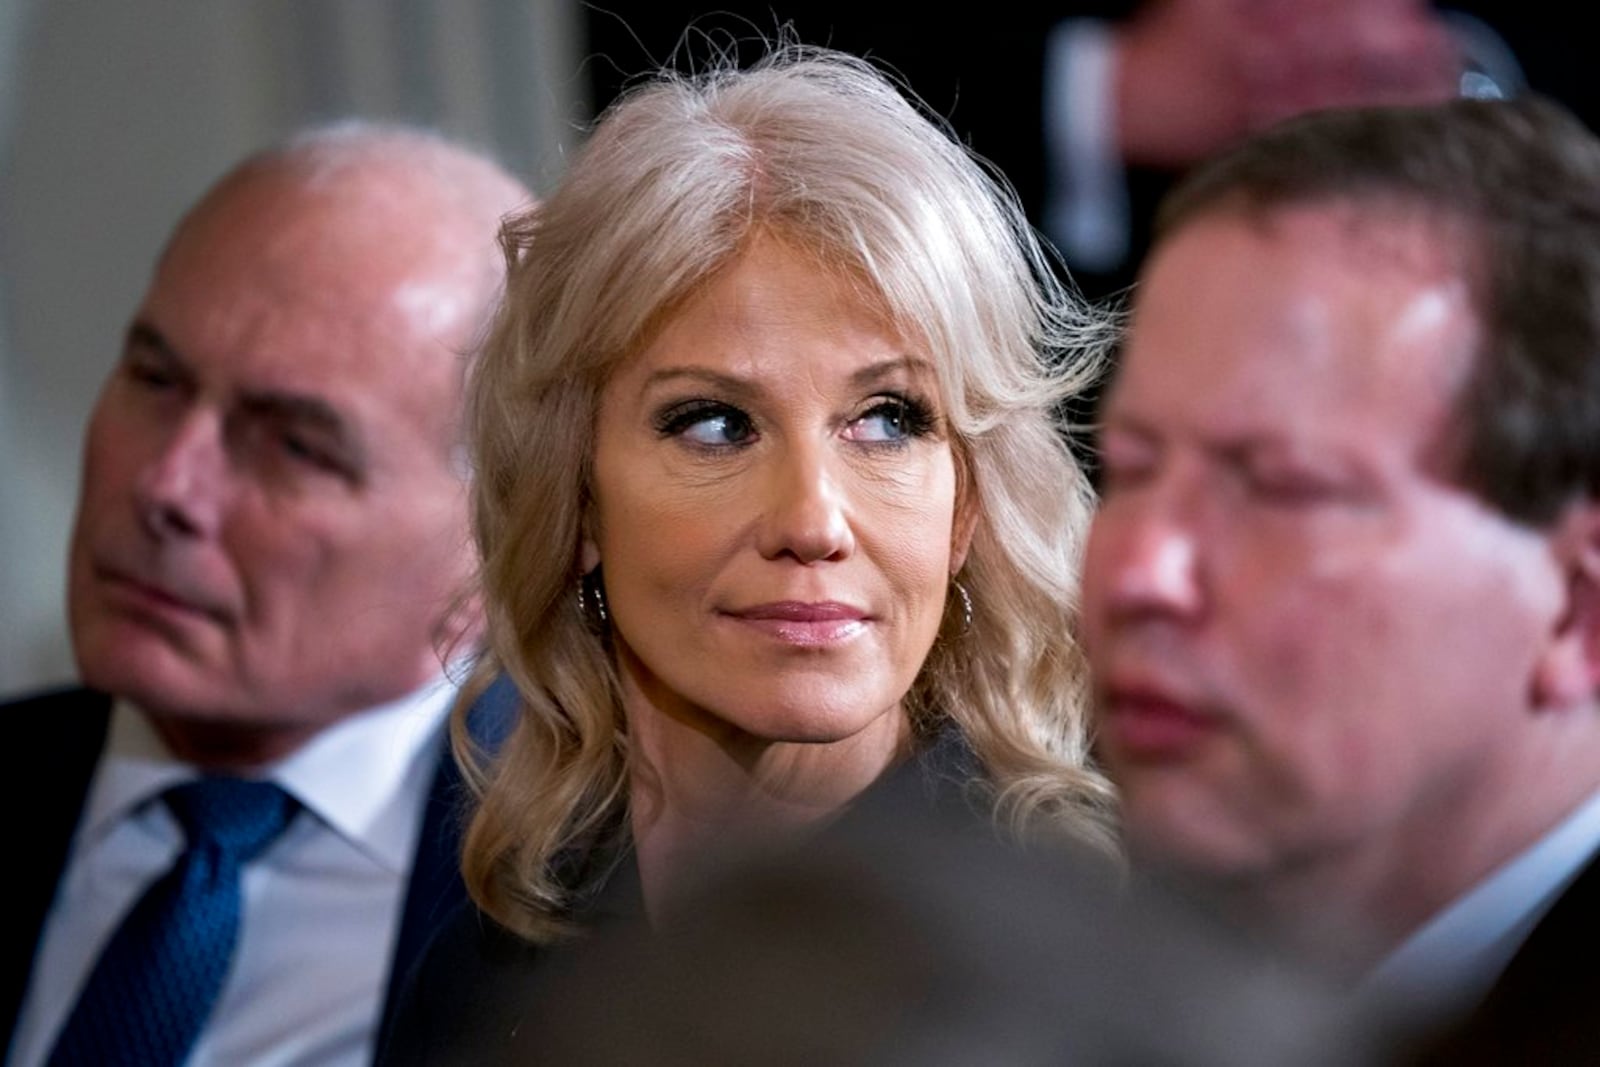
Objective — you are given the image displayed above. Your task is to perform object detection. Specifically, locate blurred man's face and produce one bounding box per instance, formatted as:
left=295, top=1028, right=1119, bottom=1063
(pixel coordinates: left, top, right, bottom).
left=1083, top=204, right=1570, bottom=889
left=67, top=172, right=477, bottom=764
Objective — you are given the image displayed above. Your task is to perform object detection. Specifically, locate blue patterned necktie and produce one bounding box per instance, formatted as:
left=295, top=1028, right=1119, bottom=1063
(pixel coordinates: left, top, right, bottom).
left=46, top=777, right=300, bottom=1067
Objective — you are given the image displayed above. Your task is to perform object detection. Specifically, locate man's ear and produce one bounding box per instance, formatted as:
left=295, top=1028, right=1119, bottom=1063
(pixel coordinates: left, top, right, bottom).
left=1534, top=502, right=1600, bottom=710
left=435, top=584, right=487, bottom=665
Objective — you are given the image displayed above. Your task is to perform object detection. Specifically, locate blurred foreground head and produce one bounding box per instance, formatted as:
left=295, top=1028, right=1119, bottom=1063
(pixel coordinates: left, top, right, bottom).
left=514, top=795, right=1371, bottom=1066
left=1085, top=94, right=1600, bottom=970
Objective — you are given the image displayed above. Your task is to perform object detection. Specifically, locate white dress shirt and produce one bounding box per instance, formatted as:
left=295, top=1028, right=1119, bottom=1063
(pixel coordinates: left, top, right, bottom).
left=1354, top=786, right=1600, bottom=1035
left=9, top=676, right=457, bottom=1067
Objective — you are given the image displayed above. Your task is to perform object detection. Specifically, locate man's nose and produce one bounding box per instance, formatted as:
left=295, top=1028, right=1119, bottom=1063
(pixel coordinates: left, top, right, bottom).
left=755, top=442, right=855, bottom=564
left=132, top=412, right=228, bottom=540
left=1089, top=488, right=1207, bottom=623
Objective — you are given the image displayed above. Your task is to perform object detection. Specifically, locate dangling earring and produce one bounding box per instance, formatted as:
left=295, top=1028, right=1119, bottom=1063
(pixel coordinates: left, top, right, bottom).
left=951, top=578, right=973, bottom=636
left=578, top=565, right=609, bottom=631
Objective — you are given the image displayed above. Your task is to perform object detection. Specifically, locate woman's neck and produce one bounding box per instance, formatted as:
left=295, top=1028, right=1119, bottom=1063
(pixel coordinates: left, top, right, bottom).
left=621, top=674, right=909, bottom=922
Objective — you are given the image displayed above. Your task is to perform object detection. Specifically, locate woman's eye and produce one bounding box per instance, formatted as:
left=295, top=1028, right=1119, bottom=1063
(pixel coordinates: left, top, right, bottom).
left=849, top=395, right=934, bottom=444
left=656, top=401, right=756, bottom=447
left=682, top=411, right=752, bottom=446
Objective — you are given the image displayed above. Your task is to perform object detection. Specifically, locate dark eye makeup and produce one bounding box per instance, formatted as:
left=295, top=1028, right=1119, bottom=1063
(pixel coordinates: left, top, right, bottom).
left=851, top=393, right=937, bottom=443
left=652, top=390, right=940, bottom=451
left=653, top=399, right=756, bottom=447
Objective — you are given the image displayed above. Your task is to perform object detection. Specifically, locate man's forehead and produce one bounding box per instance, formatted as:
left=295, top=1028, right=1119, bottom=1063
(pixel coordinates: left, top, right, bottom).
left=158, top=177, right=467, bottom=368
left=141, top=266, right=462, bottom=385
left=1114, top=205, right=1478, bottom=441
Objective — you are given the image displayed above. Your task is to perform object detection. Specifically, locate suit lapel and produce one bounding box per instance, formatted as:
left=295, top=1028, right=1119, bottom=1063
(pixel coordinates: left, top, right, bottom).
left=1407, top=846, right=1600, bottom=1063
left=2, top=688, right=111, bottom=1048
left=7, top=681, right=516, bottom=1061
left=377, top=673, right=517, bottom=1043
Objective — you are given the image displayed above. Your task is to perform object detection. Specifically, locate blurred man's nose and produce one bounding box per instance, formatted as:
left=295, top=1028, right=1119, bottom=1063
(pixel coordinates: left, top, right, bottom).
left=132, top=411, right=229, bottom=540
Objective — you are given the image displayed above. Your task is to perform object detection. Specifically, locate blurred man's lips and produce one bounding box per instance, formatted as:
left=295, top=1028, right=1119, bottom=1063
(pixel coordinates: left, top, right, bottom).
left=96, top=565, right=226, bottom=624
left=1100, top=684, right=1222, bottom=760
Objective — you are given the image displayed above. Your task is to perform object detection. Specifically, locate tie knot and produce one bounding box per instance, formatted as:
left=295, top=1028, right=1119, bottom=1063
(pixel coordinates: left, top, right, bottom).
left=164, top=777, right=299, bottom=862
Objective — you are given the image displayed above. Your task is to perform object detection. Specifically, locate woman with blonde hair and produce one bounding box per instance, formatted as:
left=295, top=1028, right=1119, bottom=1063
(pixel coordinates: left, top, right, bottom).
left=381, top=41, right=1116, bottom=1063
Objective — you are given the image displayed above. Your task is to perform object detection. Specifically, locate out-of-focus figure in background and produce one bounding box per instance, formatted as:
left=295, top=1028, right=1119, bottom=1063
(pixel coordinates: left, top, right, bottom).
left=584, top=1, right=1574, bottom=303
left=3, top=125, right=528, bottom=1067
left=1040, top=0, right=1504, bottom=296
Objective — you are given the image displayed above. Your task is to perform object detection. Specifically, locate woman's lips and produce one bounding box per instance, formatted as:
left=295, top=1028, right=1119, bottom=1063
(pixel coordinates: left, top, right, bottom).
left=723, top=601, right=869, bottom=647
left=1099, top=687, right=1221, bottom=760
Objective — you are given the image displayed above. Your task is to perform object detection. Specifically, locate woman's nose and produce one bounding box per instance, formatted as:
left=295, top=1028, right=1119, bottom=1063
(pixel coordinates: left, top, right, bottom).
left=755, top=443, right=855, bottom=564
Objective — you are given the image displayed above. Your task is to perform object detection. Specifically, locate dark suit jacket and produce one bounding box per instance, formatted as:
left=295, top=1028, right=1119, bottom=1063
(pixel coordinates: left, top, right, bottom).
left=1, top=679, right=512, bottom=1064
left=1399, top=845, right=1600, bottom=1064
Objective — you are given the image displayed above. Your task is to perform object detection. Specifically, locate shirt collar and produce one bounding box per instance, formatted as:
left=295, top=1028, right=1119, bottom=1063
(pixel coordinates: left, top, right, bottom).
left=1361, top=785, right=1600, bottom=1025
left=85, top=675, right=459, bottom=874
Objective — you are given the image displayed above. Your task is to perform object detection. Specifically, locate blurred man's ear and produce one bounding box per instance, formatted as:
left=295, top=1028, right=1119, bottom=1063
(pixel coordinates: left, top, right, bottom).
left=435, top=583, right=487, bottom=666
left=1533, top=503, right=1600, bottom=710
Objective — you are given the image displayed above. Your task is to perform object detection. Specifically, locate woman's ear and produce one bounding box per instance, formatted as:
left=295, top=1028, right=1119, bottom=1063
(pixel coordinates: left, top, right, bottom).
left=949, top=488, right=980, bottom=575
left=1533, top=503, right=1600, bottom=710
left=580, top=501, right=602, bottom=574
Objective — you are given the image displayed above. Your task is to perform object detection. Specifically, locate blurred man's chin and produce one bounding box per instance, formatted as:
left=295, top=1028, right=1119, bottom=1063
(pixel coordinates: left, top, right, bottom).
left=74, top=631, right=224, bottom=720
left=1122, top=794, right=1278, bottom=886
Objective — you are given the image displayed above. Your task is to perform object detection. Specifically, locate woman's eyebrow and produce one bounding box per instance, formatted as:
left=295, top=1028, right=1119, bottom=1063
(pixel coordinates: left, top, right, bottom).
left=636, top=366, right=763, bottom=406
left=637, top=355, right=933, bottom=402
left=849, top=355, right=934, bottom=388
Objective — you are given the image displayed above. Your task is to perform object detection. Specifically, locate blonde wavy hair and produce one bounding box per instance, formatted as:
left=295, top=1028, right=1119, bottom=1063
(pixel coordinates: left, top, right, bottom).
left=457, top=44, right=1118, bottom=941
